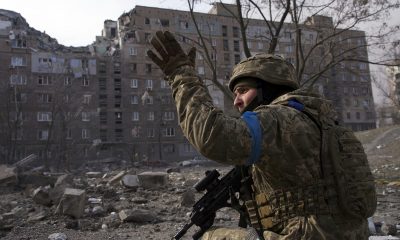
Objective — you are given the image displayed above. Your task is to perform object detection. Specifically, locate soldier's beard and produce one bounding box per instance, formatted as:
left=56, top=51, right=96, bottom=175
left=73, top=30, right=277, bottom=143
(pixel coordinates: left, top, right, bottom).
left=240, top=98, right=262, bottom=114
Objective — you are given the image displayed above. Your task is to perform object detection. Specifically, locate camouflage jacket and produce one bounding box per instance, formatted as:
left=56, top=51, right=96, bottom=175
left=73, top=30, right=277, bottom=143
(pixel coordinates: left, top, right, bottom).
left=170, top=66, right=369, bottom=239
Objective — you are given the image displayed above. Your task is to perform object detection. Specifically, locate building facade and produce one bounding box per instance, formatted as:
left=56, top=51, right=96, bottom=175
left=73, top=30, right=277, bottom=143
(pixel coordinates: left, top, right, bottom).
left=0, top=3, right=377, bottom=168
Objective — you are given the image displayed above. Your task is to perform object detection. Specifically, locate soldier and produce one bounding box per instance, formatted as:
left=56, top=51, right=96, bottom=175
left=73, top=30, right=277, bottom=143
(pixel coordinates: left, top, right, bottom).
left=148, top=31, right=374, bottom=240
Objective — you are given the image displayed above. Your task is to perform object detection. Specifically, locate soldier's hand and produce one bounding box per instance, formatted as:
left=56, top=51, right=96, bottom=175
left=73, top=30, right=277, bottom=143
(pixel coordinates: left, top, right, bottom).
left=147, top=31, right=196, bottom=77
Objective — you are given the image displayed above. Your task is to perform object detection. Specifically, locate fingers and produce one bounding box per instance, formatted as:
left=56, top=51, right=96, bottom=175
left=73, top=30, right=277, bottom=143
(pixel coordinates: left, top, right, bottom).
left=163, top=31, right=184, bottom=54
left=147, top=49, right=164, bottom=69
left=150, top=36, right=169, bottom=61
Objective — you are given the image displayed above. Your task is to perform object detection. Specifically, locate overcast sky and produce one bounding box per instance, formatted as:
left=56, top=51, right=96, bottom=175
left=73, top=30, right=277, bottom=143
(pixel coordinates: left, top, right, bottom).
left=0, top=0, right=214, bottom=46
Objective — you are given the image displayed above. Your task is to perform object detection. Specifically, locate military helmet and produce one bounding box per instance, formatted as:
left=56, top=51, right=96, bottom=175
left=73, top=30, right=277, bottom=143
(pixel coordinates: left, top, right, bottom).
left=228, top=53, right=299, bottom=91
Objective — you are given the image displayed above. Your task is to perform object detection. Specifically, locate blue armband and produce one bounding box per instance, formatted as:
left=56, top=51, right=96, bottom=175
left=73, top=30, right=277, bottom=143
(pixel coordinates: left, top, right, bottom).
left=241, top=111, right=262, bottom=165
left=288, top=99, right=305, bottom=111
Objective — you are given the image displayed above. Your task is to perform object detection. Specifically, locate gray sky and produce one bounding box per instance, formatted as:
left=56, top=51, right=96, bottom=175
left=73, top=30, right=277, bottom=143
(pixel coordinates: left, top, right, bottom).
left=0, top=0, right=214, bottom=46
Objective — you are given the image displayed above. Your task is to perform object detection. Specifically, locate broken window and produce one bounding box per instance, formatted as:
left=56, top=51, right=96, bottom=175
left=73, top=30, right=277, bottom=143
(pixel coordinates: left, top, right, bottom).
left=66, top=128, right=72, bottom=139
left=38, top=130, right=49, bottom=140
left=233, top=40, right=240, bottom=52
left=222, top=25, right=228, bottom=37
left=100, top=129, right=107, bottom=141
left=38, top=75, right=52, bottom=85
left=146, top=79, right=153, bottom=90
left=99, top=78, right=106, bottom=90
left=115, top=95, right=122, bottom=108
left=145, top=64, right=152, bottom=73
left=145, top=95, right=153, bottom=105
left=163, top=112, right=175, bottom=121
left=99, top=94, right=107, bottom=108
left=147, top=128, right=155, bottom=138
left=145, top=33, right=151, bottom=43
left=99, top=62, right=107, bottom=73
left=145, top=17, right=150, bottom=24
left=82, top=129, right=90, bottom=139
left=131, top=79, right=138, bottom=88
left=110, top=28, right=116, bottom=38
left=82, top=75, right=89, bottom=86
left=132, top=127, right=140, bottom=138
left=82, top=112, right=90, bottom=122
left=234, top=54, right=241, bottom=64
left=100, top=111, right=107, bottom=124
left=115, top=112, right=122, bottom=124
left=83, top=95, right=91, bottom=104
left=148, top=112, right=155, bottom=121
left=224, top=53, right=230, bottom=63
left=163, top=127, right=175, bottom=137
left=12, top=38, right=27, bottom=48
left=232, top=26, right=239, bottom=38
left=163, top=144, right=175, bottom=153
left=223, top=40, right=229, bottom=51
left=131, top=95, right=139, bottom=104
left=64, top=76, right=72, bottom=86
left=130, top=63, right=137, bottom=73
left=160, top=19, right=169, bottom=27
left=113, top=62, right=121, bottom=74
left=179, top=21, right=189, bottom=29
left=132, top=112, right=140, bottom=121
left=37, top=93, right=52, bottom=103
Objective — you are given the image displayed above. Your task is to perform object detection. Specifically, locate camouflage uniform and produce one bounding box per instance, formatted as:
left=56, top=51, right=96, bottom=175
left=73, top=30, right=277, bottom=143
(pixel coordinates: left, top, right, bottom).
left=168, top=65, right=370, bottom=240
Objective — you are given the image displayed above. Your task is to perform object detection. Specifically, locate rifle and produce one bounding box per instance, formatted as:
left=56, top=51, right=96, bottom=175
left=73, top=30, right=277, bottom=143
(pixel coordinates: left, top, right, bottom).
left=173, top=166, right=252, bottom=240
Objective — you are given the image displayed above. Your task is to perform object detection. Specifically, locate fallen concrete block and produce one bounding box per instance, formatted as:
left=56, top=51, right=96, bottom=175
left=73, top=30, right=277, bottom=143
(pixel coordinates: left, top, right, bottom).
left=0, top=165, right=17, bottom=185
left=118, top=209, right=158, bottom=223
left=107, top=171, right=126, bottom=185
left=32, top=186, right=52, bottom=206
left=14, top=154, right=37, bottom=169
left=56, top=188, right=86, bottom=219
left=137, top=171, right=168, bottom=189
left=121, top=174, right=139, bottom=189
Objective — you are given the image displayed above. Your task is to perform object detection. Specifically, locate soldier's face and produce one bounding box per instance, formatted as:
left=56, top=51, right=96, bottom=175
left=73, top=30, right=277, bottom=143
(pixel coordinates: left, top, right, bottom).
left=233, top=85, right=257, bottom=113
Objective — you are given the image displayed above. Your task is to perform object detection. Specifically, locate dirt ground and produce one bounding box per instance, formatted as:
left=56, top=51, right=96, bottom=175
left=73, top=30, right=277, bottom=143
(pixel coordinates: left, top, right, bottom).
left=1, top=125, right=400, bottom=240
left=0, top=165, right=241, bottom=240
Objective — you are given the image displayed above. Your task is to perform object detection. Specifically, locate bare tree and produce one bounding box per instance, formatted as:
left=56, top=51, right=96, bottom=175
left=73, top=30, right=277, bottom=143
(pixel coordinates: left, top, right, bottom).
left=186, top=0, right=400, bottom=92
left=0, top=81, right=27, bottom=164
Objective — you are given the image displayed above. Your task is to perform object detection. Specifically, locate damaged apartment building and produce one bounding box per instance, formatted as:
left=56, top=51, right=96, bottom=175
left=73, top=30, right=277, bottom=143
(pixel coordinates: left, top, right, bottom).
left=0, top=3, right=377, bottom=168
left=0, top=9, right=98, bottom=168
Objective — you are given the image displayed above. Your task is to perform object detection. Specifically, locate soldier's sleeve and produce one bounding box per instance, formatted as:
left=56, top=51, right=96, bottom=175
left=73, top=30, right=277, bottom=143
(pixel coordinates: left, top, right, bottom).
left=169, top=66, right=252, bottom=165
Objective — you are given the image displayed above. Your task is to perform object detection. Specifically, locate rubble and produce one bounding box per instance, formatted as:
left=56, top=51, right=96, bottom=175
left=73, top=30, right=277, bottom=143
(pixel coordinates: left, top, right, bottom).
left=32, top=186, right=52, bottom=206
left=48, top=232, right=67, bottom=240
left=86, top=172, right=103, bottom=178
left=180, top=189, right=195, bottom=207
left=55, top=188, right=86, bottom=219
left=137, top=171, right=168, bottom=189
left=118, top=209, right=158, bottom=223
left=121, top=174, right=140, bottom=189
left=0, top=153, right=399, bottom=239
left=0, top=165, right=17, bottom=185
left=107, top=170, right=126, bottom=185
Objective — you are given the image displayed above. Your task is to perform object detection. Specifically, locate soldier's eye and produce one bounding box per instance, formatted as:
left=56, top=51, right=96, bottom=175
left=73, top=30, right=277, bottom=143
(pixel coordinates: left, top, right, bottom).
left=237, top=87, right=248, bottom=94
